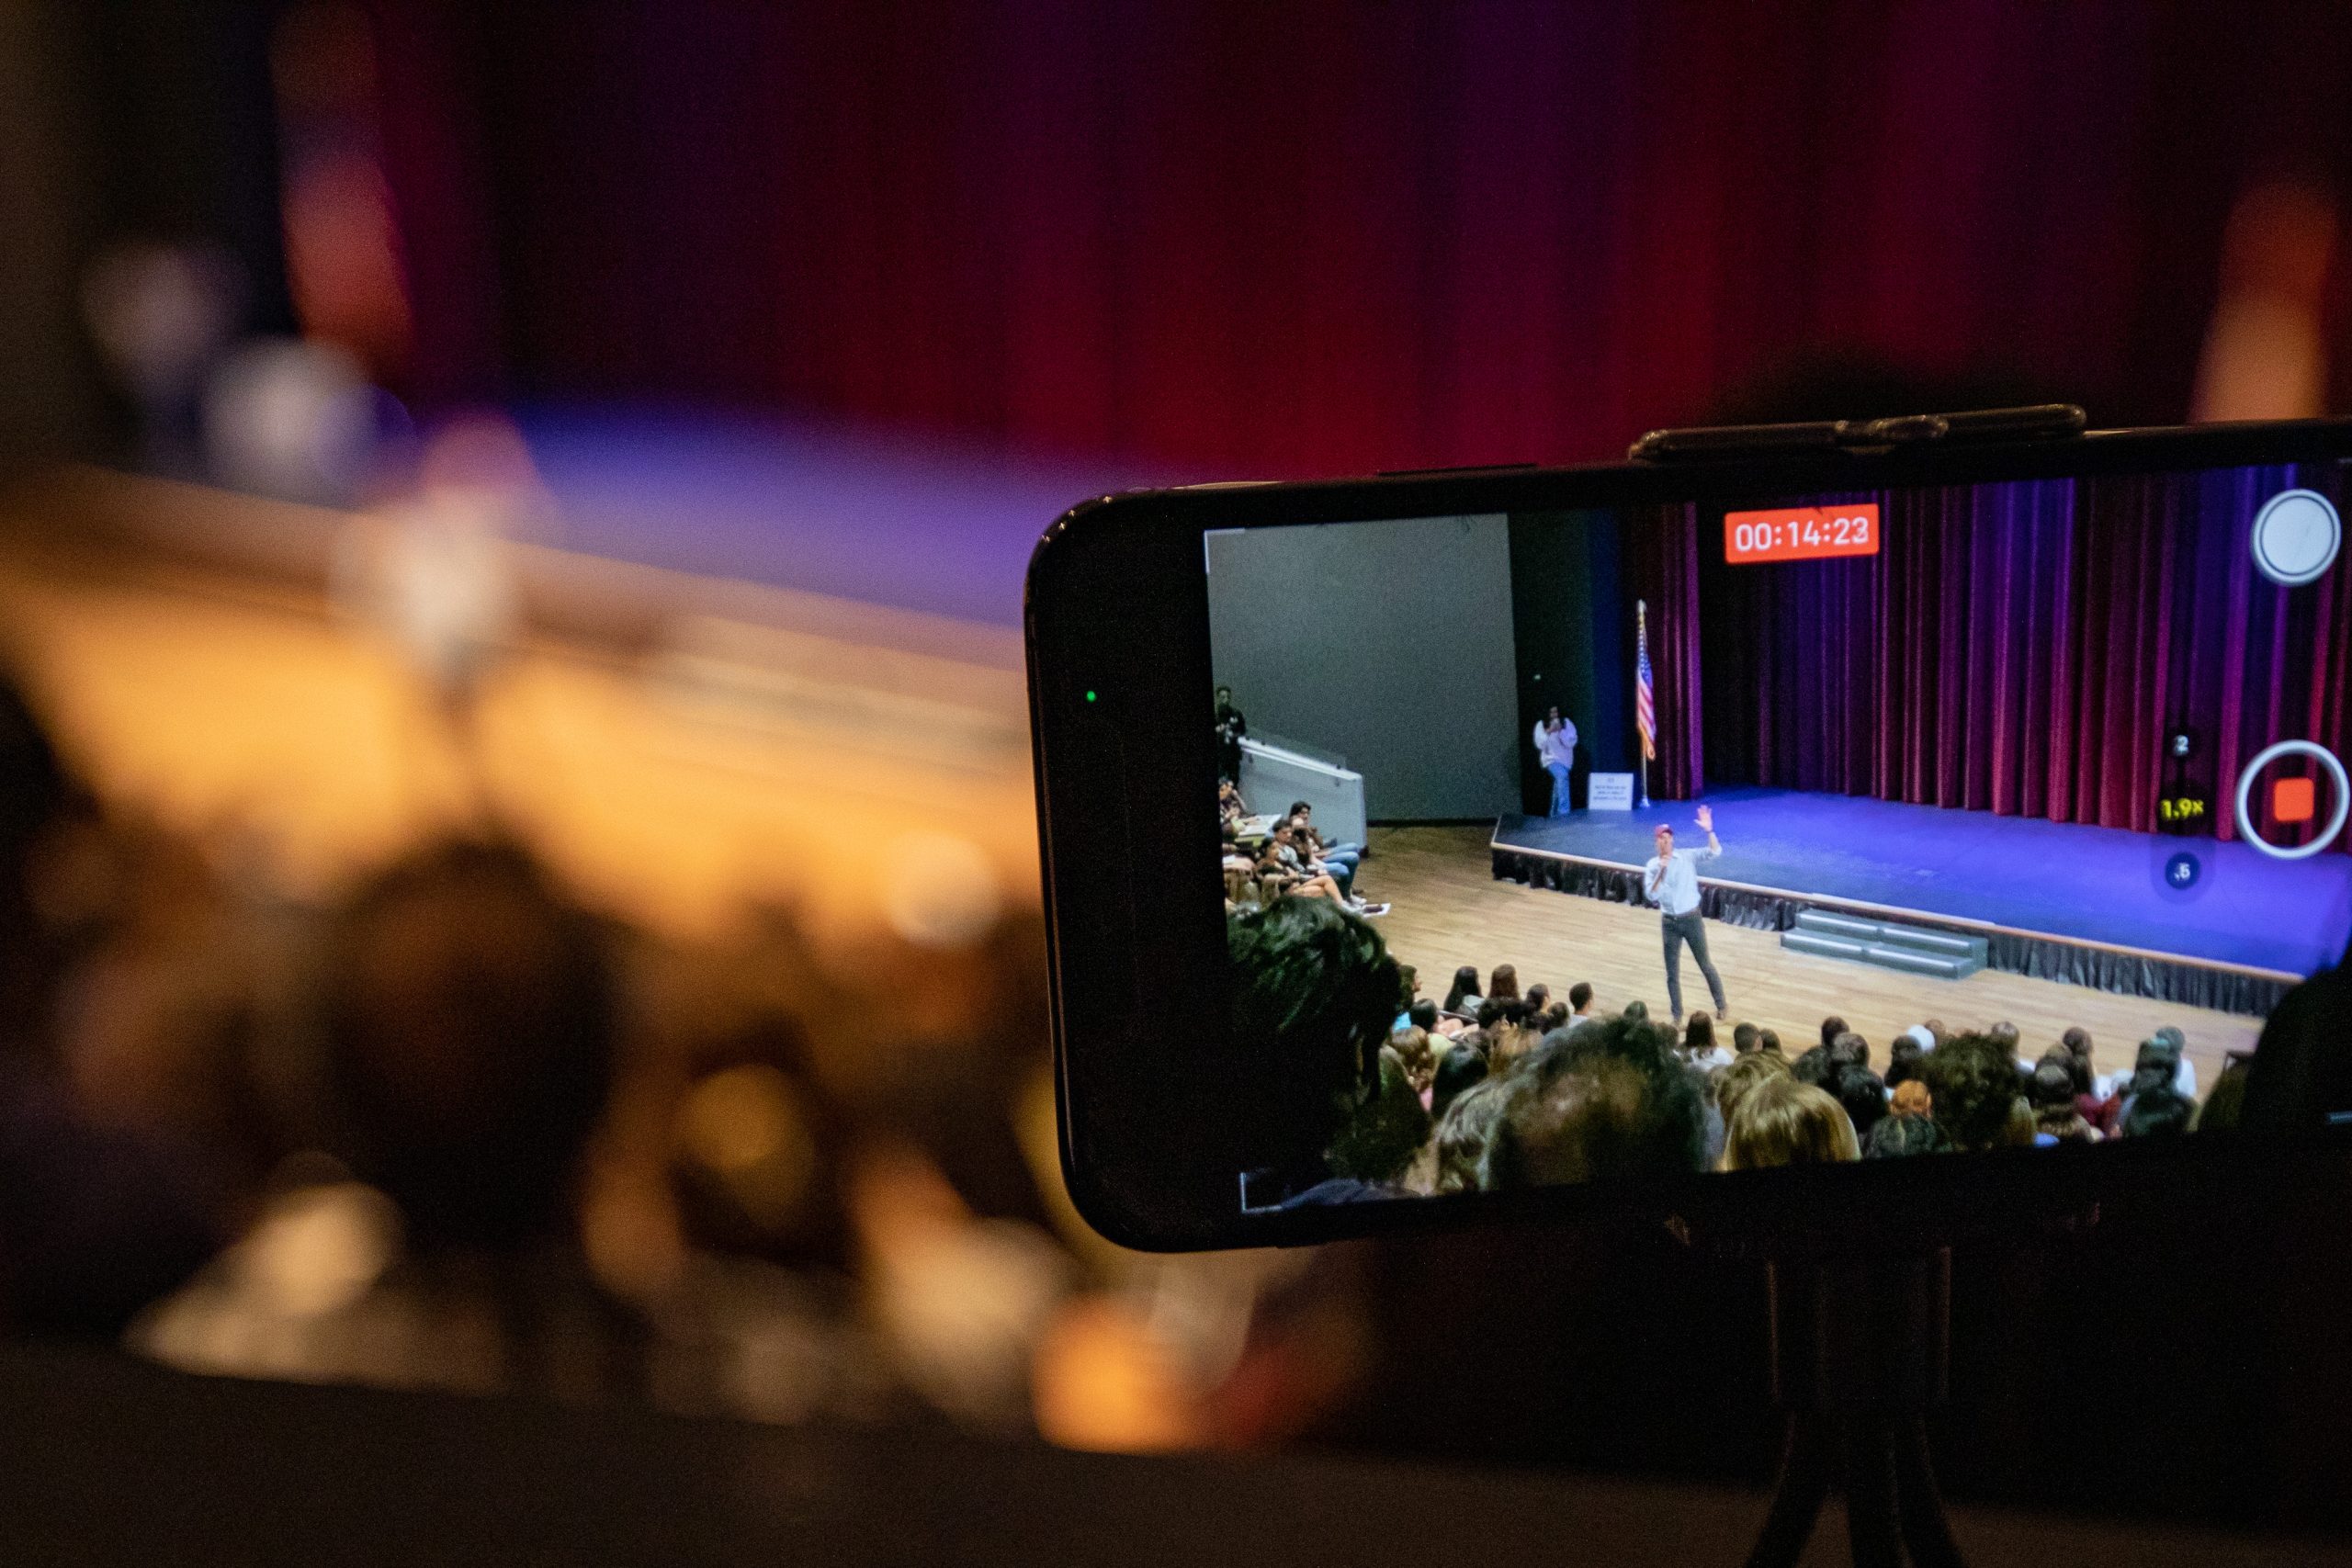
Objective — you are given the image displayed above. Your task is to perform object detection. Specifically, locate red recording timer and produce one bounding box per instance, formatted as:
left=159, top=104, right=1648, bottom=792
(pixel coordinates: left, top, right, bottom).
left=1725, top=503, right=1881, bottom=564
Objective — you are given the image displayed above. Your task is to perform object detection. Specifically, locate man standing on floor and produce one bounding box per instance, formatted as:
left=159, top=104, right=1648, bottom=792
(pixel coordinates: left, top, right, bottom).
left=1644, top=804, right=1728, bottom=1026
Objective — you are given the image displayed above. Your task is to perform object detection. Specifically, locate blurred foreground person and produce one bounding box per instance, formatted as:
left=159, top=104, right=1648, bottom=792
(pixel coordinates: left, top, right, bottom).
left=135, top=840, right=637, bottom=1396
left=0, top=680, right=221, bottom=1336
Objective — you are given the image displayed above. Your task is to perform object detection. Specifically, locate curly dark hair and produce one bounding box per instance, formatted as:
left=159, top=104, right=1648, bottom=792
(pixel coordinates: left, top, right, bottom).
left=1229, top=897, right=1403, bottom=1179
left=1923, top=1032, right=2029, bottom=1153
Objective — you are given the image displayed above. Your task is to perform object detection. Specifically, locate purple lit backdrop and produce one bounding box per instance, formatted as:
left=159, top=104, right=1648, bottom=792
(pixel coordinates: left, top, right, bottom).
left=1691, top=466, right=2352, bottom=851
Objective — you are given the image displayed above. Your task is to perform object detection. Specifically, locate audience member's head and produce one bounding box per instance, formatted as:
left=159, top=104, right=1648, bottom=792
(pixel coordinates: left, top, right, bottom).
left=322, top=840, right=616, bottom=1250
left=1443, top=966, right=1482, bottom=1014
left=1724, top=1076, right=1860, bottom=1170
left=1827, top=1031, right=1869, bottom=1071
left=1408, top=998, right=1440, bottom=1033
left=1683, top=1012, right=1716, bottom=1054
left=1819, top=1016, right=1848, bottom=1051
left=1792, top=1045, right=1831, bottom=1088
left=1885, top=1036, right=1927, bottom=1090
left=1758, top=1029, right=1783, bottom=1057
left=1433, top=1077, right=1510, bottom=1194
left=1714, top=1050, right=1792, bottom=1132
left=2030, top=1054, right=2096, bottom=1142
left=1228, top=897, right=1401, bottom=1186
left=1476, top=999, right=1505, bottom=1032
left=1389, top=1025, right=1437, bottom=1094
left=1834, top=1067, right=1889, bottom=1141
left=1543, top=1002, right=1569, bottom=1032
left=2131, top=1035, right=2183, bottom=1100
left=1623, top=999, right=1649, bottom=1023
left=1732, top=1021, right=1760, bottom=1055
left=1524, top=983, right=1550, bottom=1012
left=1487, top=964, right=1521, bottom=1002
left=2029, top=1051, right=2076, bottom=1111
left=1487, top=1017, right=1542, bottom=1076
left=1430, top=1043, right=1490, bottom=1123
left=1327, top=1046, right=1433, bottom=1184
left=1568, top=982, right=1594, bottom=1015
left=1479, top=1015, right=1707, bottom=1189
left=1991, top=1021, right=2021, bottom=1052
left=1866, top=1079, right=1945, bottom=1157
left=1924, top=1032, right=2033, bottom=1153
left=2198, top=1060, right=2250, bottom=1136
left=2120, top=1085, right=2194, bottom=1139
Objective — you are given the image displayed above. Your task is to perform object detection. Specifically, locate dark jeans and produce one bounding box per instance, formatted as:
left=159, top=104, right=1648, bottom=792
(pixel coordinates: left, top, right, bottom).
left=1661, top=911, right=1726, bottom=1020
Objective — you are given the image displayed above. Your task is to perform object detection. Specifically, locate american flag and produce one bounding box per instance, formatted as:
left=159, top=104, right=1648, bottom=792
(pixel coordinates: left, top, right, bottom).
left=1634, top=604, right=1657, bottom=761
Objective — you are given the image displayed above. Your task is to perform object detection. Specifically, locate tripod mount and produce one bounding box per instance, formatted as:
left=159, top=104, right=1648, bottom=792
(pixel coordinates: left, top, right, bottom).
left=1746, top=1247, right=1961, bottom=1568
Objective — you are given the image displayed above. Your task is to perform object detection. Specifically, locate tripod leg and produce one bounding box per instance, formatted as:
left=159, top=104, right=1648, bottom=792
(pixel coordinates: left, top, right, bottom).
left=1893, top=1416, right=1967, bottom=1568
left=1842, top=1415, right=1903, bottom=1568
left=1745, top=1413, right=1834, bottom=1568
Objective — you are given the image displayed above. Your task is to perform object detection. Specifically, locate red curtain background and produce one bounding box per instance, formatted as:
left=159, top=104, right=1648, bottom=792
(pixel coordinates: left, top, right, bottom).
left=1698, top=464, right=2352, bottom=850
left=365, top=1, right=2352, bottom=472
left=1625, top=502, right=1706, bottom=800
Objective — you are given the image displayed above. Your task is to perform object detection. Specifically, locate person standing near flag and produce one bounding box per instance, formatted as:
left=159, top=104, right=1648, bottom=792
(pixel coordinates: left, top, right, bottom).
left=1532, top=705, right=1577, bottom=816
left=1644, top=804, right=1729, bottom=1027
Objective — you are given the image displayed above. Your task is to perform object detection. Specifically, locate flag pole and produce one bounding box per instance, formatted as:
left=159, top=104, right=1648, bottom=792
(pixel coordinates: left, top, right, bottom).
left=1636, top=598, right=1652, bottom=809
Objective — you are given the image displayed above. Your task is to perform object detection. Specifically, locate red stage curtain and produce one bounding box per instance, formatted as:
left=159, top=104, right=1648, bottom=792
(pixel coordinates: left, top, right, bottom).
left=362, top=2, right=2352, bottom=471
left=1702, top=465, right=2350, bottom=851
left=1626, top=503, right=1706, bottom=801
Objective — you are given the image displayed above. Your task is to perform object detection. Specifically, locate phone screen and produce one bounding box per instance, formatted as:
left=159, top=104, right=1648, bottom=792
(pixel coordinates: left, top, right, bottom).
left=1207, top=460, right=2349, bottom=1213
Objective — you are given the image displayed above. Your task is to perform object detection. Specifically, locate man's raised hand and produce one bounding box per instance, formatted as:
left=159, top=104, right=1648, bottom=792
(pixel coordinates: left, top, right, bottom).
left=1694, top=804, right=1713, bottom=834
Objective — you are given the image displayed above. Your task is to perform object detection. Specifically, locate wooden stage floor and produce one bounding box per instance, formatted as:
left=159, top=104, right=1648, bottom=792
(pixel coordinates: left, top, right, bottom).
left=1363, top=826, right=2262, bottom=1095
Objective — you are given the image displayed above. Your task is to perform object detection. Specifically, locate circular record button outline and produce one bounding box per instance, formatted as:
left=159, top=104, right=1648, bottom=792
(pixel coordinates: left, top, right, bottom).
left=2234, top=739, right=2350, bottom=861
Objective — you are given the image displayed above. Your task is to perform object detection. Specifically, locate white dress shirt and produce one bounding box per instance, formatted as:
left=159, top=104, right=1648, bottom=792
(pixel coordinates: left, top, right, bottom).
left=1643, top=842, right=1719, bottom=916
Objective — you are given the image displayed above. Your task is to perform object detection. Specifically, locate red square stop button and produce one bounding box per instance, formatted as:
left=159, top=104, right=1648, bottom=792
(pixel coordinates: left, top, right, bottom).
left=2274, top=776, right=2317, bottom=824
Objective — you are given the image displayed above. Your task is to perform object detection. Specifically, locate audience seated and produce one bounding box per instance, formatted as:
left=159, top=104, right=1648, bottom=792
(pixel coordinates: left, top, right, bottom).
left=2031, top=1051, right=2099, bottom=1143
left=1866, top=1079, right=1947, bottom=1157
left=1713, top=1051, right=1791, bottom=1134
left=1430, top=1043, right=1489, bottom=1123
left=1479, top=1015, right=1707, bottom=1190
left=1924, top=1032, right=2033, bottom=1153
left=1442, top=966, right=1482, bottom=1015
left=1389, top=1026, right=1437, bottom=1100
left=1682, top=1012, right=1732, bottom=1071
left=1833, top=1066, right=1889, bottom=1144
left=1723, top=1076, right=1859, bottom=1170
left=1432, top=1076, right=1510, bottom=1195
left=1262, top=917, right=2249, bottom=1201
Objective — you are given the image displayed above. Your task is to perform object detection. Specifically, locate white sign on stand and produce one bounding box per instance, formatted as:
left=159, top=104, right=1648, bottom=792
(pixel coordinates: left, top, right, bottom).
left=1589, top=773, right=1634, bottom=811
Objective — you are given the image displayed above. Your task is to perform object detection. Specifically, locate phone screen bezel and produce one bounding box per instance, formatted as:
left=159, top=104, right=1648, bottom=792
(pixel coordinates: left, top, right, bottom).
left=1027, top=419, right=2352, bottom=1252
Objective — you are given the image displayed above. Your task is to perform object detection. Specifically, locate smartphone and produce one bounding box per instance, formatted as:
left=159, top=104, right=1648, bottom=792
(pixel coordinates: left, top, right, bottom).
left=1026, top=417, right=2352, bottom=1251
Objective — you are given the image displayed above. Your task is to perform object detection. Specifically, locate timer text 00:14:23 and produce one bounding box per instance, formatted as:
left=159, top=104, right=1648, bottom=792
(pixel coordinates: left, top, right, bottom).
left=1724, top=503, right=1883, bottom=565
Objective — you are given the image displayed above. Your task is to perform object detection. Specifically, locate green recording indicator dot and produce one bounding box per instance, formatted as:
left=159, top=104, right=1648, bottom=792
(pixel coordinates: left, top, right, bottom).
left=1084, top=689, right=1098, bottom=703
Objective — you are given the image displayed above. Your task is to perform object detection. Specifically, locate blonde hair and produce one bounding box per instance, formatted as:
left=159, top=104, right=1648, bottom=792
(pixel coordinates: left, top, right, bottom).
left=1724, top=1075, right=1860, bottom=1171
left=1487, top=1022, right=1543, bottom=1075
left=1713, top=1050, right=1792, bottom=1132
left=1889, top=1078, right=1932, bottom=1118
